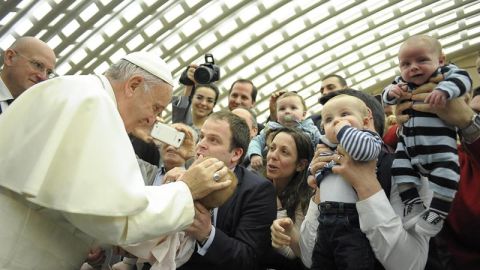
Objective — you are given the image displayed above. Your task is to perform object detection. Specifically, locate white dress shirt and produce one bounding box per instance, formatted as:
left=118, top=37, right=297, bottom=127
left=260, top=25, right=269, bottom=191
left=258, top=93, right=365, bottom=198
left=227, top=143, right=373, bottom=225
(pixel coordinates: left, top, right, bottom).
left=299, top=178, right=432, bottom=270
left=0, top=77, right=14, bottom=114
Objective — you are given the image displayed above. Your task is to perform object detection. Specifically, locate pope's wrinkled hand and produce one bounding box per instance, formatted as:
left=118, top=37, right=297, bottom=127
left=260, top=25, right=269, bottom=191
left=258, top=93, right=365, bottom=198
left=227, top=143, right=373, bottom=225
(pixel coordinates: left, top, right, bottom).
left=179, top=157, right=231, bottom=200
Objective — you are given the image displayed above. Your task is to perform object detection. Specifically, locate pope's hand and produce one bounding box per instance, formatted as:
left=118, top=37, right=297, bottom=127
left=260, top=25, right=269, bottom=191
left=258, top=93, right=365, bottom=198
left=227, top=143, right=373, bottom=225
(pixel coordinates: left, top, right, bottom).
left=163, top=167, right=186, bottom=184
left=180, top=156, right=231, bottom=200
left=85, top=246, right=105, bottom=268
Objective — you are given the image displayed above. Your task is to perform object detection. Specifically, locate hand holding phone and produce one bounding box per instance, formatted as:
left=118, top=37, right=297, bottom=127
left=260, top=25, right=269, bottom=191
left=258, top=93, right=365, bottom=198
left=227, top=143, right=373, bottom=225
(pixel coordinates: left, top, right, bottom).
left=150, top=122, right=185, bottom=148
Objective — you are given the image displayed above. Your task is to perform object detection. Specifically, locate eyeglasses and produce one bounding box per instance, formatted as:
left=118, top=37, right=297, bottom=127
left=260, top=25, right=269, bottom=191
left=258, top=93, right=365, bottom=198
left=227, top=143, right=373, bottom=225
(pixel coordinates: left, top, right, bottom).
left=13, top=50, right=57, bottom=79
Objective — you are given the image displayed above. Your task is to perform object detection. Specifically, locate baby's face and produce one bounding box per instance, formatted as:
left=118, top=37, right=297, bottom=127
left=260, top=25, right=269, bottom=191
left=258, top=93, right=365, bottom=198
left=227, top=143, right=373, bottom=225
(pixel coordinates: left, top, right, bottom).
left=321, top=96, right=367, bottom=143
left=276, top=96, right=306, bottom=127
left=398, top=42, right=443, bottom=86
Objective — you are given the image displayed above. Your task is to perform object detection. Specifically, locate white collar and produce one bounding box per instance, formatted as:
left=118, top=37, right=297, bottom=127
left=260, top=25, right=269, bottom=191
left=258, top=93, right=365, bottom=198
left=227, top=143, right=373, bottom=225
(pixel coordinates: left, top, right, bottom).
left=0, top=77, right=14, bottom=102
left=96, top=75, right=117, bottom=105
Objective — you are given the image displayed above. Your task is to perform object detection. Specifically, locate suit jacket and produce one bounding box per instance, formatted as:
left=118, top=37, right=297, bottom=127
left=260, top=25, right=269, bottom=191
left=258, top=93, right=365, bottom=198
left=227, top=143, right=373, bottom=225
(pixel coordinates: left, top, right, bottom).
left=130, top=135, right=160, bottom=166
left=179, top=165, right=277, bottom=270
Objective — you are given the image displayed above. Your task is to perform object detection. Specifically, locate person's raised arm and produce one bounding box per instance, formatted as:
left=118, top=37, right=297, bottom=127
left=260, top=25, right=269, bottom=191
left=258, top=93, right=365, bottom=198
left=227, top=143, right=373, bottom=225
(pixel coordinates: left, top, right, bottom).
left=398, top=82, right=479, bottom=146
left=331, top=151, right=429, bottom=270
left=412, top=93, right=479, bottom=143
left=268, top=90, right=287, bottom=122
left=172, top=64, right=198, bottom=124
left=182, top=64, right=198, bottom=97
left=64, top=158, right=231, bottom=245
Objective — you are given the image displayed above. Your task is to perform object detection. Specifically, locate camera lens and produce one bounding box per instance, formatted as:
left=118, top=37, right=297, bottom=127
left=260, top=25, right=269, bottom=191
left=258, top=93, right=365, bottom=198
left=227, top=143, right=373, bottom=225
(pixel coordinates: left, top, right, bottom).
left=194, top=66, right=214, bottom=84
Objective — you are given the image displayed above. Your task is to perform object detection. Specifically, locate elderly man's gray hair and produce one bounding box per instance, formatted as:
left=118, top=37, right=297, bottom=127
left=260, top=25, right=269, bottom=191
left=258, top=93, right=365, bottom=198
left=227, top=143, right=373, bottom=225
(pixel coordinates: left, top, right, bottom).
left=105, top=59, right=167, bottom=92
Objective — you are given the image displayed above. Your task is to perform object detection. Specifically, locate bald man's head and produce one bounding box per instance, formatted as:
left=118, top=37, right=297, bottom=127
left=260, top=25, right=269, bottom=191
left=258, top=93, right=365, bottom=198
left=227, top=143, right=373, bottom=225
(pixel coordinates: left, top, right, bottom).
left=1, top=37, right=56, bottom=98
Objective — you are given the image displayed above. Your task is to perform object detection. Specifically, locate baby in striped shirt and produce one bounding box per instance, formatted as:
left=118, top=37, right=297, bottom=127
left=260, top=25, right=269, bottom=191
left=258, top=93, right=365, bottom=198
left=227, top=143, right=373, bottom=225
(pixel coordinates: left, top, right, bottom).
left=310, top=94, right=383, bottom=269
left=382, top=35, right=472, bottom=237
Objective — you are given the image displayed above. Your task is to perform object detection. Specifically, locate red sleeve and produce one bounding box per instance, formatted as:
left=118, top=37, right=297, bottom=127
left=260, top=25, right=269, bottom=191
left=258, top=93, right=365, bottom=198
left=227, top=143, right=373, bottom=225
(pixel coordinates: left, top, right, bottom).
left=382, top=124, right=399, bottom=150
left=441, top=139, right=480, bottom=269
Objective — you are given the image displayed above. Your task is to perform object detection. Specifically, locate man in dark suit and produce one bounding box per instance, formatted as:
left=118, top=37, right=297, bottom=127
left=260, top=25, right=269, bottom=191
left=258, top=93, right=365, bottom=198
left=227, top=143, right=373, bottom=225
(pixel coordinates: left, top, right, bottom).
left=179, top=110, right=276, bottom=270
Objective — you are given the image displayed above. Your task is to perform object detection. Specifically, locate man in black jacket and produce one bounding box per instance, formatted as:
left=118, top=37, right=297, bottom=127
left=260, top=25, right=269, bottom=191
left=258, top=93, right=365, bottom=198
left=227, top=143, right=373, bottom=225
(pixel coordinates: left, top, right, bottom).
left=179, top=111, right=276, bottom=270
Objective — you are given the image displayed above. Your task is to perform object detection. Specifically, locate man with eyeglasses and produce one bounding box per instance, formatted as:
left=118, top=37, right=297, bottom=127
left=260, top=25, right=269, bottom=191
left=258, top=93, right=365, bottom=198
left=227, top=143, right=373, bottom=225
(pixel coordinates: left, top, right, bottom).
left=0, top=36, right=56, bottom=114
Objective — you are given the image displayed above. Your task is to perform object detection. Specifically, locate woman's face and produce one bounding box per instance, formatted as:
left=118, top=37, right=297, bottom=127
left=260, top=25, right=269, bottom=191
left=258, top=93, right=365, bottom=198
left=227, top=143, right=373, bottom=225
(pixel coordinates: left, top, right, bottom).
left=192, top=86, right=216, bottom=118
left=266, top=132, right=300, bottom=186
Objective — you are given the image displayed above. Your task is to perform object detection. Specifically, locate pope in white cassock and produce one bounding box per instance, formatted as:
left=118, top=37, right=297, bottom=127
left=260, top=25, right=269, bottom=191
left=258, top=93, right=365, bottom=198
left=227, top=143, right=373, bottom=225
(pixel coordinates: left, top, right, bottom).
left=0, top=52, right=230, bottom=269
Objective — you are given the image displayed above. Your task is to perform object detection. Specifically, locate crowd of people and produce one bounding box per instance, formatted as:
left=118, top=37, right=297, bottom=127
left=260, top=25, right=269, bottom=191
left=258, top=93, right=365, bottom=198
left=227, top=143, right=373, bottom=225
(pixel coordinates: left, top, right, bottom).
left=0, top=34, right=479, bottom=270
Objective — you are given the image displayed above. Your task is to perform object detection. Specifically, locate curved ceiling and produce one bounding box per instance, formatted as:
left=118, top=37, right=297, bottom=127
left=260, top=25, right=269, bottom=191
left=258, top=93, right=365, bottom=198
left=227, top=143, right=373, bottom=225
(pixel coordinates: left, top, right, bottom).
left=1, top=0, right=479, bottom=122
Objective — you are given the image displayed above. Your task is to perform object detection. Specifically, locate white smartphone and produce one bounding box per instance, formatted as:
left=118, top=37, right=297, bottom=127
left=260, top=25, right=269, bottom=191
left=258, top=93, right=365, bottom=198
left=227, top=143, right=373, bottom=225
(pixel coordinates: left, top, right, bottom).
left=150, top=122, right=185, bottom=148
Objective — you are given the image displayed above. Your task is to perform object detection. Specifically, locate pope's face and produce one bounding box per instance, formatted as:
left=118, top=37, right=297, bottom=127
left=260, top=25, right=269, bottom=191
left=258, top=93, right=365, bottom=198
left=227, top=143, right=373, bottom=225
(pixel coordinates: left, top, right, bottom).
left=123, top=80, right=172, bottom=133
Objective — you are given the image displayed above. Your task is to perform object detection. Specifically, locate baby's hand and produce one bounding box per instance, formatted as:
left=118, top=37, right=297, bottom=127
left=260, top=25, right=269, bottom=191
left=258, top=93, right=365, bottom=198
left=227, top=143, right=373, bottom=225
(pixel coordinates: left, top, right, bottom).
left=334, top=120, right=350, bottom=133
left=269, top=90, right=288, bottom=121
left=424, top=89, right=447, bottom=107
left=387, top=84, right=407, bottom=100
left=250, top=155, right=264, bottom=171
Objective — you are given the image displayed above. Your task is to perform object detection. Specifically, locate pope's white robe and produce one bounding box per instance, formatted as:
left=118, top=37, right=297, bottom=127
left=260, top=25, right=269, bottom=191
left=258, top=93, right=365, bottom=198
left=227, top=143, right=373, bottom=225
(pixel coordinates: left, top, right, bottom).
left=0, top=75, right=194, bottom=269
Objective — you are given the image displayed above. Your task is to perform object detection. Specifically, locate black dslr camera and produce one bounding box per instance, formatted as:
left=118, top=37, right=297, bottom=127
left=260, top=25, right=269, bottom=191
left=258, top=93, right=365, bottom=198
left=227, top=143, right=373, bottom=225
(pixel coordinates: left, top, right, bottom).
left=179, top=54, right=220, bottom=85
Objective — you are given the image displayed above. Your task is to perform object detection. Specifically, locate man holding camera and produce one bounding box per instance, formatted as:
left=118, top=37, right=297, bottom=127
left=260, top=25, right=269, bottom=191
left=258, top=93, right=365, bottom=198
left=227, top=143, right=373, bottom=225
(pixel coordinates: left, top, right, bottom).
left=175, top=55, right=262, bottom=133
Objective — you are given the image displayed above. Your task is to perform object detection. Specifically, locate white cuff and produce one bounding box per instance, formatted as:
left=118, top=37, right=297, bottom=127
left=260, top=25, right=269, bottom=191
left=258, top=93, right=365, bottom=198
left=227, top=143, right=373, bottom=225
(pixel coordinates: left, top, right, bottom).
left=196, top=226, right=216, bottom=256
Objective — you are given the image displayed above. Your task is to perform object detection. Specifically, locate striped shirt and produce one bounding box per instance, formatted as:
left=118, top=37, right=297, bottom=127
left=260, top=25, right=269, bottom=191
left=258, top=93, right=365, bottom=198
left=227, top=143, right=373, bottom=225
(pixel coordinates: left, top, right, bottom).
left=337, top=125, right=382, bottom=161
